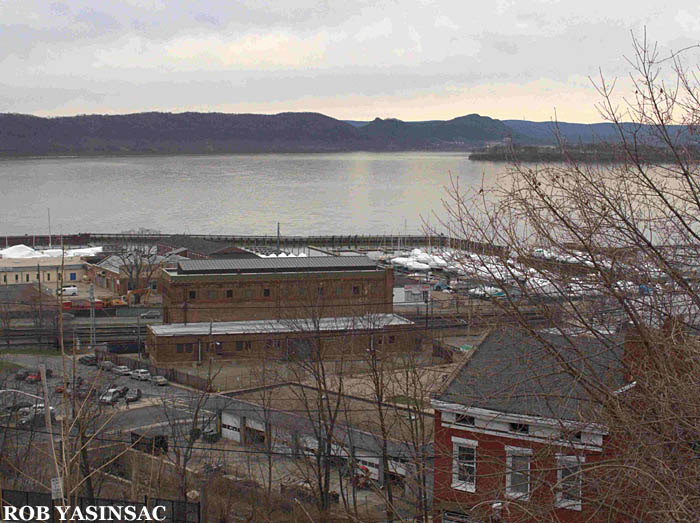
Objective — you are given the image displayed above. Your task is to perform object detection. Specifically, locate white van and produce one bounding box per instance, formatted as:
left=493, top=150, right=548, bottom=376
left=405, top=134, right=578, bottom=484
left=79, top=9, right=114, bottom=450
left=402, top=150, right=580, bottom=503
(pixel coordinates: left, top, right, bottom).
left=58, top=285, right=78, bottom=296
left=131, top=369, right=151, bottom=381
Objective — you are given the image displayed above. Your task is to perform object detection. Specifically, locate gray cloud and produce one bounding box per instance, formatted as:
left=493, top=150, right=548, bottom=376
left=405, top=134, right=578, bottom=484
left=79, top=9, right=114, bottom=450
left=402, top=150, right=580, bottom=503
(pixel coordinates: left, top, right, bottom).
left=0, top=0, right=699, bottom=121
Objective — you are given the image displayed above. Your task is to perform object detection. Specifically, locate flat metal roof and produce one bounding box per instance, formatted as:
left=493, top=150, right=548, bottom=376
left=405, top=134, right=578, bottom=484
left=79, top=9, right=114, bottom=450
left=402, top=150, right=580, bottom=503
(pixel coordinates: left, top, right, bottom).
left=149, top=314, right=412, bottom=337
left=175, top=255, right=378, bottom=275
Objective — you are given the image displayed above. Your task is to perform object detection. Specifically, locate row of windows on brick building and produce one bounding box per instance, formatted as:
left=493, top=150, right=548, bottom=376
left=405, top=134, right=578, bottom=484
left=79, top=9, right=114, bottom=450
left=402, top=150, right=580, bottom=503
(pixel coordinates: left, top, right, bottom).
left=184, top=284, right=368, bottom=301
left=2, top=271, right=77, bottom=283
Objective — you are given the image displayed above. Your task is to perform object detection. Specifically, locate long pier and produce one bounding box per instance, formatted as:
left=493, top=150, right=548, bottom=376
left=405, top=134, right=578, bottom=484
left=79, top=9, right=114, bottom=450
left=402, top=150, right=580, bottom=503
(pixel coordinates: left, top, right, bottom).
left=2, top=232, right=507, bottom=256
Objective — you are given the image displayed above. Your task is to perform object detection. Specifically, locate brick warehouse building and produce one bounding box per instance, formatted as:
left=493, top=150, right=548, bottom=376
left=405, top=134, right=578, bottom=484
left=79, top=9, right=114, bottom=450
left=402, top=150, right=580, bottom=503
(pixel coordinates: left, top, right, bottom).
left=145, top=313, right=417, bottom=364
left=431, top=328, right=625, bottom=522
left=160, top=256, right=394, bottom=324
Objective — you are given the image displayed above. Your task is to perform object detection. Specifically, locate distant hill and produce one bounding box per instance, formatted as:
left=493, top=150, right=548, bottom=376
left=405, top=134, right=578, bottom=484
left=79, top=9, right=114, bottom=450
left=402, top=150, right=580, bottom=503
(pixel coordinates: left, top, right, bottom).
left=0, top=112, right=379, bottom=155
left=503, top=119, right=691, bottom=146
left=361, top=114, right=523, bottom=149
left=0, top=111, right=524, bottom=156
left=0, top=111, right=692, bottom=157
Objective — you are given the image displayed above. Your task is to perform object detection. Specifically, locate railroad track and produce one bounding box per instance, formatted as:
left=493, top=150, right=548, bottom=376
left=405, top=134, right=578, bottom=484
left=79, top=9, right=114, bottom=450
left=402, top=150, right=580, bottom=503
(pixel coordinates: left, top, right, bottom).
left=0, top=325, right=149, bottom=349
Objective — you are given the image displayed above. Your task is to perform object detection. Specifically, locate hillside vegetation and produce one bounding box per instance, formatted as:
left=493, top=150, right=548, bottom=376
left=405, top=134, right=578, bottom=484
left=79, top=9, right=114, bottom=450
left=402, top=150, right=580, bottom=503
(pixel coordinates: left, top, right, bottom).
left=0, top=111, right=521, bottom=156
left=0, top=111, right=691, bottom=157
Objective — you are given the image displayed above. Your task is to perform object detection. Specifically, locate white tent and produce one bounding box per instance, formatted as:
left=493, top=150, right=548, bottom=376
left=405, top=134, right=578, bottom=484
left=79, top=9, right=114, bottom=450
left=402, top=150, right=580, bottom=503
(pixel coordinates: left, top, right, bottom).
left=0, top=244, right=48, bottom=259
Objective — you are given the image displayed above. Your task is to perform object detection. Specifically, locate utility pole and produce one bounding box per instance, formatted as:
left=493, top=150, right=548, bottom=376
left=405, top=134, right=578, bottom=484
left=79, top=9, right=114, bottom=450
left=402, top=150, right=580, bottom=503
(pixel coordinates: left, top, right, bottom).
left=48, top=209, right=52, bottom=249
left=424, top=290, right=429, bottom=330
left=277, top=222, right=281, bottom=253
left=137, top=314, right=141, bottom=362
left=39, top=364, right=64, bottom=504
left=37, top=263, right=43, bottom=348
left=89, top=283, right=95, bottom=350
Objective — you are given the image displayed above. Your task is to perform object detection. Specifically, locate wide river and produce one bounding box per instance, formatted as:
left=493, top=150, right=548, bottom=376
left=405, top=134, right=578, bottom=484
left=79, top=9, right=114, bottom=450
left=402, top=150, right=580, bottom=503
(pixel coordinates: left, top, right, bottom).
left=0, top=152, right=506, bottom=237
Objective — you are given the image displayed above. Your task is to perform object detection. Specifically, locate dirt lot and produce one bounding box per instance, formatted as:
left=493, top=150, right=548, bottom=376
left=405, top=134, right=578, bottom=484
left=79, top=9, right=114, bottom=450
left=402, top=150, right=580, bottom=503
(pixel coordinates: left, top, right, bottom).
left=156, top=351, right=449, bottom=393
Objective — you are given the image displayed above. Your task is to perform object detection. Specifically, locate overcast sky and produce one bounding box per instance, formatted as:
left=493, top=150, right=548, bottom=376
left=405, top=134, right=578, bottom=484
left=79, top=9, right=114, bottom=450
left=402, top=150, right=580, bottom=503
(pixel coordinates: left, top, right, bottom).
left=2, top=1, right=699, bottom=123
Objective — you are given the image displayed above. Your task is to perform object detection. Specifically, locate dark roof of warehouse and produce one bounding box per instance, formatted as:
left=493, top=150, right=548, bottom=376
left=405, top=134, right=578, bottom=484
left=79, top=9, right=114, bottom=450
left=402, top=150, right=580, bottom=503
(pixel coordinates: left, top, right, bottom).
left=161, top=235, right=259, bottom=259
left=434, top=328, right=625, bottom=422
left=175, top=255, right=379, bottom=275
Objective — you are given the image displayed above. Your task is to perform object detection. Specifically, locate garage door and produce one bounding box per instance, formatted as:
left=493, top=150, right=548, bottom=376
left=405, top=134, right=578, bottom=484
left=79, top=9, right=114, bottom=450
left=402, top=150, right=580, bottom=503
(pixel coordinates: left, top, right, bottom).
left=247, top=418, right=265, bottom=432
left=356, top=453, right=380, bottom=480
left=388, top=458, right=408, bottom=477
left=221, top=413, right=241, bottom=442
left=271, top=430, right=294, bottom=455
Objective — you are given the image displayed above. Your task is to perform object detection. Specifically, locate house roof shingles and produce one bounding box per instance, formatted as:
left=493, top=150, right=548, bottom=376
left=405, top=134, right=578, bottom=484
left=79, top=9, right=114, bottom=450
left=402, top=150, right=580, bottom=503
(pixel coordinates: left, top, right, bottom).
left=435, top=328, right=625, bottom=422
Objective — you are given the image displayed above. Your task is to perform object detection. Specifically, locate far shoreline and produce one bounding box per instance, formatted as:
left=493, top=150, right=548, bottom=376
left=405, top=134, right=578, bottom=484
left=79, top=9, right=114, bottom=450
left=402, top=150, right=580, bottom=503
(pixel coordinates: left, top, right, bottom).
left=0, top=149, right=479, bottom=161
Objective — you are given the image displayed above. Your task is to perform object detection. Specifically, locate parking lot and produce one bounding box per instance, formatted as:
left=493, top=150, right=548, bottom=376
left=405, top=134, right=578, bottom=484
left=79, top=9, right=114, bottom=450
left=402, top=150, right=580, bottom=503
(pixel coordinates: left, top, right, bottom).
left=0, top=351, right=195, bottom=417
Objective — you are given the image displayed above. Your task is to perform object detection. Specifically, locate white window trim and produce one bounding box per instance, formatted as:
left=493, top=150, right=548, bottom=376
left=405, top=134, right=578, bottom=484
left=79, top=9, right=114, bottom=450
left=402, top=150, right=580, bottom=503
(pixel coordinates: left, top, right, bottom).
left=505, top=446, right=532, bottom=501
left=555, top=455, right=584, bottom=511
left=432, top=400, right=609, bottom=436
left=451, top=436, right=478, bottom=493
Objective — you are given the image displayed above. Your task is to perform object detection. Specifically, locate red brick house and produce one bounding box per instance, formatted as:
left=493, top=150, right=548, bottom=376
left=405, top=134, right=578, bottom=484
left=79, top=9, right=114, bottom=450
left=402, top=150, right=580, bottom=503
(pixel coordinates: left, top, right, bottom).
left=431, top=328, right=625, bottom=522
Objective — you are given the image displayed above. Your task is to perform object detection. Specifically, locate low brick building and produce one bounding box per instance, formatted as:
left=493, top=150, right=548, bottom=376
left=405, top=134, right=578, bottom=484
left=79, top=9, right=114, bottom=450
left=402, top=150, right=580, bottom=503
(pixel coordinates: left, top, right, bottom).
left=145, top=313, right=417, bottom=364
left=431, top=328, right=624, bottom=522
left=160, top=256, right=394, bottom=324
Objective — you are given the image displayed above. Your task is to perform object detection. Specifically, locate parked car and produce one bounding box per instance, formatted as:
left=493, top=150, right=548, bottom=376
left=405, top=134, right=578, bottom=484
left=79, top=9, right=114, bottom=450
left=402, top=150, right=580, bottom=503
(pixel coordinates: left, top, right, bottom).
left=99, top=389, right=120, bottom=405
left=125, top=389, right=142, bottom=404
left=78, top=355, right=96, bottom=366
left=4, top=401, right=33, bottom=413
left=14, top=370, right=30, bottom=381
left=25, top=373, right=41, bottom=384
left=113, top=365, right=131, bottom=376
left=114, top=386, right=129, bottom=398
left=140, top=310, right=160, bottom=319
left=131, top=369, right=151, bottom=381
left=151, top=375, right=168, bottom=386
left=99, top=361, right=115, bottom=371
left=18, top=404, right=54, bottom=417
left=57, top=285, right=78, bottom=296
left=19, top=409, right=56, bottom=427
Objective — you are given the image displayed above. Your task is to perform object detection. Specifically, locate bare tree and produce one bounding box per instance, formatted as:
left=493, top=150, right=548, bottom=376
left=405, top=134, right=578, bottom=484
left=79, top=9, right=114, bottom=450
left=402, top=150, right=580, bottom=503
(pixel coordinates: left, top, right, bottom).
left=285, top=315, right=348, bottom=522
left=159, top=358, right=219, bottom=502
left=264, top=288, right=362, bottom=522
left=112, top=240, right=163, bottom=304
left=432, top=32, right=700, bottom=521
